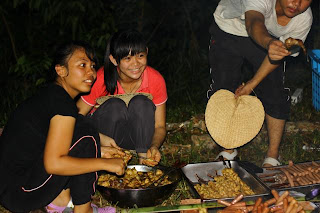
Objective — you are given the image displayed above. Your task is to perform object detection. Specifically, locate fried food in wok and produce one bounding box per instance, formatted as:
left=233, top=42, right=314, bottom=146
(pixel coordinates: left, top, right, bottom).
left=98, top=167, right=172, bottom=189
left=194, top=168, right=254, bottom=199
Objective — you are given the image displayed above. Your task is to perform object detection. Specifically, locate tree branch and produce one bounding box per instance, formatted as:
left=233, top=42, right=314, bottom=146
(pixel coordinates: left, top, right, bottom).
left=1, top=11, right=18, bottom=62
left=146, top=11, right=168, bottom=44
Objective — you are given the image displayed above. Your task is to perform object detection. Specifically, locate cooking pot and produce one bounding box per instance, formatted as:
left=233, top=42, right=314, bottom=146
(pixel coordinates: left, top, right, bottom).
left=97, top=165, right=181, bottom=208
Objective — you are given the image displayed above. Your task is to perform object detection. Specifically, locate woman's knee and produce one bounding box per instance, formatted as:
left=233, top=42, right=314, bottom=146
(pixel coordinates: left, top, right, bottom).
left=128, top=95, right=155, bottom=115
left=92, top=98, right=127, bottom=122
left=69, top=172, right=96, bottom=205
left=97, top=98, right=127, bottom=113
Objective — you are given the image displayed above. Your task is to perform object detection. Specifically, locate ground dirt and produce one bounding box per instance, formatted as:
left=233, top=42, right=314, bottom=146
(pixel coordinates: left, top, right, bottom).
left=1, top=114, right=319, bottom=212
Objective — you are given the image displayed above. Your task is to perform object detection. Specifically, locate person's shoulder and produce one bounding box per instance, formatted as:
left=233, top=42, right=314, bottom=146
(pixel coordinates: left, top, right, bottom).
left=46, top=83, right=69, bottom=96
left=145, top=66, right=166, bottom=85
left=294, top=7, right=313, bottom=25
left=145, top=66, right=166, bottom=93
left=30, top=83, right=61, bottom=101
left=146, top=66, right=164, bottom=78
left=304, top=7, right=313, bottom=20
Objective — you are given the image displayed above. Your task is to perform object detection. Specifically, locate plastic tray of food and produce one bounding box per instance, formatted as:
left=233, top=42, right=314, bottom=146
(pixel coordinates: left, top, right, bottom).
left=181, top=161, right=271, bottom=202
left=255, top=160, right=320, bottom=195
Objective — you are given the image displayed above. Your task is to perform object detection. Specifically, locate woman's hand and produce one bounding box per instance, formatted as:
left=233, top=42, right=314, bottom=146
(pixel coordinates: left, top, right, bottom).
left=99, top=133, right=120, bottom=148
left=142, top=146, right=161, bottom=166
left=101, top=146, right=125, bottom=159
left=104, top=158, right=126, bottom=176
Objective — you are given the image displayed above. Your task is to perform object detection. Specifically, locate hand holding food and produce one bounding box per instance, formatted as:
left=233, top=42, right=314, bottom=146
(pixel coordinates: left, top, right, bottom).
left=101, top=146, right=124, bottom=159
left=267, top=38, right=290, bottom=61
left=105, top=158, right=126, bottom=176
left=143, top=146, right=161, bottom=166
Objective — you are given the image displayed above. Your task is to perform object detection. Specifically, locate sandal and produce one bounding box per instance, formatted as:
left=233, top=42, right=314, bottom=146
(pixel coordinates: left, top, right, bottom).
left=45, top=203, right=66, bottom=213
left=262, top=157, right=281, bottom=167
left=215, top=149, right=238, bottom=160
left=91, top=203, right=116, bottom=213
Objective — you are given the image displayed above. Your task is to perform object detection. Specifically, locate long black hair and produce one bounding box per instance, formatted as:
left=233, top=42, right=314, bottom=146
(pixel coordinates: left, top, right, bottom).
left=48, top=40, right=98, bottom=82
left=104, top=29, right=148, bottom=95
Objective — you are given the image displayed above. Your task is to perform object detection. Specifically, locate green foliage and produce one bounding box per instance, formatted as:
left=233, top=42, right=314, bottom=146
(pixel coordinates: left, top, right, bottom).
left=0, top=0, right=319, bottom=126
left=0, top=0, right=117, bottom=125
left=0, top=0, right=218, bottom=126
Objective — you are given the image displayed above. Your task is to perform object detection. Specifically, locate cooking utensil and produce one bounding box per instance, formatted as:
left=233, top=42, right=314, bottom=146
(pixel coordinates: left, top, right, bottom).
left=195, top=174, right=208, bottom=184
left=97, top=165, right=181, bottom=208
left=218, top=155, right=231, bottom=168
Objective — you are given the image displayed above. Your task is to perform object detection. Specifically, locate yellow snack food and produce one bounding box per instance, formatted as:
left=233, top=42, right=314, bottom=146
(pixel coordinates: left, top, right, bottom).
left=194, top=168, right=254, bottom=199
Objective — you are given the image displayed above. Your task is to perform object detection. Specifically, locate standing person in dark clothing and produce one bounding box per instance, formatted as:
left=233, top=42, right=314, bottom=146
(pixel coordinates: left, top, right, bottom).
left=207, top=0, right=313, bottom=166
left=0, top=41, right=125, bottom=213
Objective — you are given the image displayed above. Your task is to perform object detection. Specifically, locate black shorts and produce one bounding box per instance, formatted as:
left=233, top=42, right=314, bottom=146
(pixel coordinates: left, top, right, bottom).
left=207, top=20, right=290, bottom=120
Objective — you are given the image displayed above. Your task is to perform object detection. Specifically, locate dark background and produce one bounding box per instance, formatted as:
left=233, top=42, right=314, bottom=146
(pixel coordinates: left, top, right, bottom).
left=1, top=0, right=319, bottom=125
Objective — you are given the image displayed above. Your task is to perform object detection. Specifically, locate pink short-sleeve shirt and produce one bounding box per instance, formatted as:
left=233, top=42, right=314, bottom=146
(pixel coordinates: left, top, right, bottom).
left=81, top=66, right=167, bottom=112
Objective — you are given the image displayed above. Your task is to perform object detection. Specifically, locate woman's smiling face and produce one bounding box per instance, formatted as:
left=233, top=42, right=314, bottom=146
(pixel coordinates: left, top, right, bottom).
left=117, top=51, right=147, bottom=81
left=62, top=48, right=97, bottom=97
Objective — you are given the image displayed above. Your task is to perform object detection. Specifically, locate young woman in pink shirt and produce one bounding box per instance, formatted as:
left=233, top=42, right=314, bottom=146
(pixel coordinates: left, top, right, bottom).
left=77, top=30, right=167, bottom=166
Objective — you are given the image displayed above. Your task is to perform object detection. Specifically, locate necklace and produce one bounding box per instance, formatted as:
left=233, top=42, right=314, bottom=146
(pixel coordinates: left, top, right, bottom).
left=121, top=79, right=141, bottom=94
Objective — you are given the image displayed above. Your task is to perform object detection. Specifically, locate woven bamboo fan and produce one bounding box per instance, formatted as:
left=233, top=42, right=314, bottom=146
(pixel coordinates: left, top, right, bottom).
left=205, top=89, right=265, bottom=149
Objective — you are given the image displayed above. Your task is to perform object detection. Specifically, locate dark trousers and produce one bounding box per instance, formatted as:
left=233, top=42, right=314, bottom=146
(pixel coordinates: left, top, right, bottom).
left=207, top=20, right=290, bottom=120
left=0, top=115, right=100, bottom=212
left=91, top=95, right=156, bottom=153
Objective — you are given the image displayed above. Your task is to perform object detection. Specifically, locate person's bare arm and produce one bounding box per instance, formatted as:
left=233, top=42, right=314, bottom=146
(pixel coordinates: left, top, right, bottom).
left=235, top=11, right=291, bottom=97
left=245, top=10, right=289, bottom=61
left=76, top=98, right=93, bottom=115
left=151, top=103, right=166, bottom=149
left=143, top=103, right=166, bottom=166
left=235, top=56, right=279, bottom=97
left=43, top=115, right=125, bottom=176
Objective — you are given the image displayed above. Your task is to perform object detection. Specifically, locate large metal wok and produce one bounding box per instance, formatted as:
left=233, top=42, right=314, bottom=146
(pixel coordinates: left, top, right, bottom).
left=97, top=165, right=181, bottom=208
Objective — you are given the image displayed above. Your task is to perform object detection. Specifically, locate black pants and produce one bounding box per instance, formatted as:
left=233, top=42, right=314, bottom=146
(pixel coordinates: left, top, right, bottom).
left=207, top=20, right=290, bottom=120
left=91, top=95, right=156, bottom=153
left=0, top=115, right=100, bottom=212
